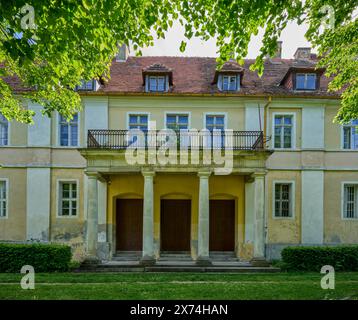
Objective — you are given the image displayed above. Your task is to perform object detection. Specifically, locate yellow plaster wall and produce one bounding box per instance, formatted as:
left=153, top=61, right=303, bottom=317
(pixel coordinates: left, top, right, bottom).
left=107, top=173, right=246, bottom=258
left=266, top=170, right=302, bottom=243
left=108, top=97, right=245, bottom=130
left=10, top=121, right=28, bottom=146
left=0, top=168, right=27, bottom=240
left=50, top=168, right=85, bottom=260
left=325, top=106, right=342, bottom=149
left=268, top=107, right=302, bottom=149
left=324, top=171, right=358, bottom=243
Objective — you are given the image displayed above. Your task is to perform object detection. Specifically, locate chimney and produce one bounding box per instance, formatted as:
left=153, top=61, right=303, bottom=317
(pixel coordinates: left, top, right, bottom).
left=266, top=41, right=282, bottom=59
left=274, top=41, right=282, bottom=59
left=294, top=47, right=311, bottom=60
left=116, top=44, right=130, bottom=62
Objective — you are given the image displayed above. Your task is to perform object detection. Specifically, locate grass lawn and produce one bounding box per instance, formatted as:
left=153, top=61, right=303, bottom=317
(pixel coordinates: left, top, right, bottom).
left=0, top=272, right=357, bottom=300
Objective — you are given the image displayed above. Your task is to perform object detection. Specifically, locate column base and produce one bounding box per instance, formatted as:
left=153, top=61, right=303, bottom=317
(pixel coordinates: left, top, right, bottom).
left=196, top=257, right=212, bottom=266
left=82, top=255, right=100, bottom=266
left=250, top=257, right=270, bottom=267
left=140, top=256, right=156, bottom=266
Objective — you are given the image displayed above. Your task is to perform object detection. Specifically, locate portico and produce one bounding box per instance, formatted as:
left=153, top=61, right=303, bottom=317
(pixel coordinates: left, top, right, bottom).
left=83, top=169, right=269, bottom=264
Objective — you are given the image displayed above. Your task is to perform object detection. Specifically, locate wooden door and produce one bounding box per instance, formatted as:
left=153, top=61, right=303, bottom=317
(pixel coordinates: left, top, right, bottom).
left=116, top=199, right=143, bottom=251
left=209, top=200, right=235, bottom=251
left=161, top=199, right=191, bottom=251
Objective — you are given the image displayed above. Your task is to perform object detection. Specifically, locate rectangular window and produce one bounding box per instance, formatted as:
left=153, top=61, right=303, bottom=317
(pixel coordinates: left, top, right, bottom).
left=295, top=73, right=317, bottom=90
left=128, top=114, right=148, bottom=131
left=149, top=76, right=165, bottom=92
left=206, top=114, right=225, bottom=148
left=205, top=114, right=225, bottom=131
left=76, top=80, right=95, bottom=91
left=222, top=75, right=237, bottom=91
left=0, top=180, right=7, bottom=217
left=343, top=120, right=358, bottom=150
left=59, top=114, right=79, bottom=146
left=274, top=115, right=294, bottom=149
left=0, top=114, right=9, bottom=146
left=166, top=114, right=189, bottom=130
left=343, top=184, right=358, bottom=219
left=59, top=182, right=77, bottom=217
left=274, top=183, right=293, bottom=218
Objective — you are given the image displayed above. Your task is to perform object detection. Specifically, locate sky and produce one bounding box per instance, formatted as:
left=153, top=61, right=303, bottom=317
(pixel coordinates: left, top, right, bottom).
left=141, top=21, right=314, bottom=59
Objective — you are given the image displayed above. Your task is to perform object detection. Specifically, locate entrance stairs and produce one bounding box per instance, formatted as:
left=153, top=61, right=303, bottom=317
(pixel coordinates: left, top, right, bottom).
left=79, top=251, right=280, bottom=273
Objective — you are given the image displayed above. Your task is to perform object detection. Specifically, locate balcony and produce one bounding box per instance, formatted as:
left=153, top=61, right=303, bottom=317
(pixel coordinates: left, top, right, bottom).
left=87, top=129, right=265, bottom=151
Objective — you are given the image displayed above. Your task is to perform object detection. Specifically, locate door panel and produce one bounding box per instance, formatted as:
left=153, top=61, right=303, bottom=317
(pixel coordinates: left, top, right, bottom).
left=209, top=200, right=235, bottom=251
left=116, top=199, right=143, bottom=251
left=161, top=199, right=191, bottom=251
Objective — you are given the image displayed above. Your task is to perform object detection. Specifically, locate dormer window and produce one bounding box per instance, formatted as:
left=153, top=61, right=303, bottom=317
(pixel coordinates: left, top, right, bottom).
left=222, top=75, right=238, bottom=91
left=149, top=76, right=166, bottom=92
left=75, top=79, right=99, bottom=91
left=212, top=61, right=244, bottom=93
left=142, top=63, right=173, bottom=93
left=295, top=73, right=316, bottom=90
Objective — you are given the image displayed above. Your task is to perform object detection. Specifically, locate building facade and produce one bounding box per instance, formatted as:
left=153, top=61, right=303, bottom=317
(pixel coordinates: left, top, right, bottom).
left=1, top=45, right=357, bottom=263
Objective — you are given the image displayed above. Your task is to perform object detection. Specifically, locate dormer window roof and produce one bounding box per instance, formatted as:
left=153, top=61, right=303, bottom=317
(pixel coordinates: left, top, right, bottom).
left=142, top=63, right=173, bottom=92
left=279, top=67, right=325, bottom=91
left=212, top=61, right=244, bottom=92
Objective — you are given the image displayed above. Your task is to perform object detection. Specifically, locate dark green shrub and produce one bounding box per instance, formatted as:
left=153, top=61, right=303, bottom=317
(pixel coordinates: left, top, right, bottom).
left=281, top=246, right=358, bottom=272
left=0, top=243, right=72, bottom=272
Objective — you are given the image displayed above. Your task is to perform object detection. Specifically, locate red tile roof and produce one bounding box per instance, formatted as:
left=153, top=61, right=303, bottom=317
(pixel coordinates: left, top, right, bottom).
left=103, top=56, right=338, bottom=97
left=3, top=56, right=340, bottom=98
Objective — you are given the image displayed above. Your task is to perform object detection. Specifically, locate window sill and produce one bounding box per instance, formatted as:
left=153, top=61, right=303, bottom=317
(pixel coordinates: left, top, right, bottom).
left=56, top=215, right=79, bottom=219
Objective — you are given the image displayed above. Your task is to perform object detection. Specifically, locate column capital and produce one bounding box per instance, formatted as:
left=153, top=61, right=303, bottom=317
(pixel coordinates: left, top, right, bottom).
left=198, top=171, right=211, bottom=178
left=251, top=171, right=267, bottom=180
left=85, top=171, right=106, bottom=182
left=142, top=170, right=156, bottom=178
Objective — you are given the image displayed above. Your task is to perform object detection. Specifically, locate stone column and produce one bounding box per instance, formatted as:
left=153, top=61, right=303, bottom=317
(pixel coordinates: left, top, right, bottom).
left=197, top=171, right=211, bottom=265
left=251, top=173, right=268, bottom=266
left=141, top=170, right=156, bottom=265
left=86, top=173, right=99, bottom=262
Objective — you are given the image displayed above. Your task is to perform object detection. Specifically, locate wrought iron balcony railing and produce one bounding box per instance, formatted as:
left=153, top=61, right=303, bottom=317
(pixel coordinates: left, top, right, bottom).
left=87, top=129, right=265, bottom=151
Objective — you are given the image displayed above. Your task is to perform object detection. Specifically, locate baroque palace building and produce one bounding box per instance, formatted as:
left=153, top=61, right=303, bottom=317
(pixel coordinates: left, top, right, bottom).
left=0, top=43, right=357, bottom=265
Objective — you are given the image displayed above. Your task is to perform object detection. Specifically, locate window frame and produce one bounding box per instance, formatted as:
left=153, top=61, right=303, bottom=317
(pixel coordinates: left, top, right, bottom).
left=272, top=180, right=295, bottom=219
left=294, top=73, right=317, bottom=91
left=126, top=112, right=150, bottom=131
left=147, top=75, right=167, bottom=93
left=341, top=121, right=358, bottom=150
left=203, top=112, right=228, bottom=131
left=272, top=112, right=296, bottom=150
left=164, top=111, right=191, bottom=130
left=0, top=114, right=10, bottom=146
left=56, top=179, right=79, bottom=218
left=218, top=74, right=240, bottom=92
left=341, top=182, right=358, bottom=220
left=0, top=178, right=9, bottom=219
left=75, top=79, right=97, bottom=91
left=57, top=112, right=80, bottom=147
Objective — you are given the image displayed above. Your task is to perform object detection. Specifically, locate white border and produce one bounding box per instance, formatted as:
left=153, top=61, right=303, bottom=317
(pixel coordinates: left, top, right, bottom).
left=340, top=123, right=358, bottom=150
left=272, top=180, right=295, bottom=220
left=126, top=112, right=151, bottom=130
left=203, top=112, right=228, bottom=130
left=0, top=178, right=9, bottom=219
left=56, top=112, right=81, bottom=148
left=341, top=181, right=358, bottom=220
left=0, top=115, right=10, bottom=146
left=164, top=111, right=191, bottom=129
left=56, top=179, right=79, bottom=218
left=272, top=112, right=296, bottom=150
